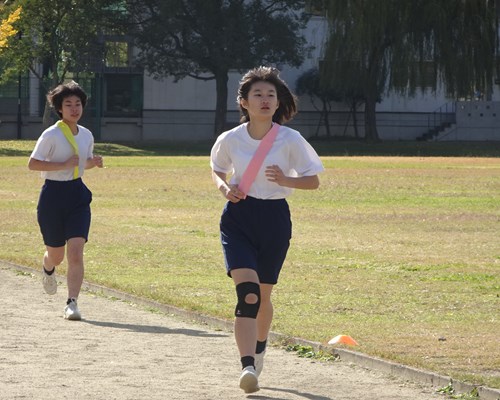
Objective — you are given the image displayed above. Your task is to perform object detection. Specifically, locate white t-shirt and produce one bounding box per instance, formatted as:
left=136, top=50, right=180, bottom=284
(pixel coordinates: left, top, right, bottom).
left=210, top=123, right=324, bottom=199
left=30, top=122, right=94, bottom=181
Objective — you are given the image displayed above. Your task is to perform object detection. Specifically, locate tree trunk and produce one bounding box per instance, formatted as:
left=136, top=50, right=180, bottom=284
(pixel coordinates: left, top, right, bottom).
left=42, top=75, right=61, bottom=128
left=214, top=71, right=229, bottom=137
left=322, top=100, right=331, bottom=137
left=364, top=94, right=379, bottom=142
left=352, top=101, right=359, bottom=139
left=42, top=101, right=53, bottom=128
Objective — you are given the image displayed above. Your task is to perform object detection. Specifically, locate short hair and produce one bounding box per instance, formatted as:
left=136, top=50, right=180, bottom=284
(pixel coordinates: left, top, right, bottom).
left=47, top=81, right=88, bottom=118
left=237, top=66, right=298, bottom=124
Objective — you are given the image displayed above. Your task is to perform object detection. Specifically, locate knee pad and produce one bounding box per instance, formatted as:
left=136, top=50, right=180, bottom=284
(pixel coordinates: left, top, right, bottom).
left=234, top=281, right=261, bottom=318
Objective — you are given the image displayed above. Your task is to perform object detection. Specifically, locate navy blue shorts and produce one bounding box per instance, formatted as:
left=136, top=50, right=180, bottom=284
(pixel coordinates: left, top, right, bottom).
left=220, top=196, right=292, bottom=285
left=37, top=178, right=92, bottom=248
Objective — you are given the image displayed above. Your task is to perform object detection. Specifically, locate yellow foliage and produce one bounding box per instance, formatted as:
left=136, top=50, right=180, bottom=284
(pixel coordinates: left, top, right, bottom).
left=0, top=6, right=22, bottom=49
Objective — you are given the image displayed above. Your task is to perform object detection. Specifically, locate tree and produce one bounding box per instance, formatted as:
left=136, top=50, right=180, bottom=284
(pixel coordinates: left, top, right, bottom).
left=296, top=68, right=341, bottom=137
left=127, top=0, right=311, bottom=136
left=321, top=0, right=498, bottom=142
left=0, top=5, right=21, bottom=51
left=0, top=0, right=126, bottom=126
left=296, top=66, right=368, bottom=139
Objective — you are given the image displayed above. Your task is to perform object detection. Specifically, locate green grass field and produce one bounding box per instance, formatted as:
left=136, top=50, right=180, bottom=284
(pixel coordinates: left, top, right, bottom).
left=1, top=140, right=499, bottom=389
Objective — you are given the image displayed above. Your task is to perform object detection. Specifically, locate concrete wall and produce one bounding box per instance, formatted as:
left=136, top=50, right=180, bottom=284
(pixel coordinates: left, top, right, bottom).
left=0, top=110, right=434, bottom=142
left=100, top=117, right=143, bottom=142
left=141, top=110, right=225, bottom=141
left=289, top=111, right=436, bottom=140
left=99, top=110, right=435, bottom=142
left=1, top=103, right=498, bottom=142
left=0, top=116, right=42, bottom=140
left=436, top=101, right=500, bottom=141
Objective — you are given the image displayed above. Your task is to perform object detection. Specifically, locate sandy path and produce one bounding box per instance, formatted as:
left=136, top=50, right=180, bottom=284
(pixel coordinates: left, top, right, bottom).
left=0, top=265, right=442, bottom=400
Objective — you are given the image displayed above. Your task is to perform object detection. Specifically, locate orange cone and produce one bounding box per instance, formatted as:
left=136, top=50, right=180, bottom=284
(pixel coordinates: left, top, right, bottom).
left=328, top=335, right=358, bottom=346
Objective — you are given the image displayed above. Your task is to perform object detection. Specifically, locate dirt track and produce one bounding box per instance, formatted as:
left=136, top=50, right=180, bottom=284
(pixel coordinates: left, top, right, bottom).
left=0, top=264, right=443, bottom=400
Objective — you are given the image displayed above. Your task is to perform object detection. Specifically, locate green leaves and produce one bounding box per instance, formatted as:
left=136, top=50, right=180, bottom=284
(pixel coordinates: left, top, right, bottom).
left=320, top=0, right=498, bottom=140
left=128, top=0, right=310, bottom=79
left=1, top=0, right=126, bottom=84
left=285, top=344, right=339, bottom=362
left=436, top=381, right=480, bottom=399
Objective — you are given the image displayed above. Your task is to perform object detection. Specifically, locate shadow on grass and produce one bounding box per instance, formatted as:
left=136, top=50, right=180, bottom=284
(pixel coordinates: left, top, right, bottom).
left=96, top=140, right=500, bottom=157
left=95, top=141, right=215, bottom=156
left=0, top=148, right=31, bottom=156
left=1, top=139, right=499, bottom=157
left=97, top=139, right=500, bottom=157
left=308, top=138, right=500, bottom=157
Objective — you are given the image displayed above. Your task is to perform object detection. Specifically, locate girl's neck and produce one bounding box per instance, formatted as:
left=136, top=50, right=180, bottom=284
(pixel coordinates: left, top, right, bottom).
left=62, top=119, right=78, bottom=135
left=247, top=120, right=273, bottom=140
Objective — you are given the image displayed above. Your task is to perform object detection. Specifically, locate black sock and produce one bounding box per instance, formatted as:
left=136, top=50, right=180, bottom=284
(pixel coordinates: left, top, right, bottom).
left=241, top=356, right=255, bottom=369
left=43, top=266, right=55, bottom=275
left=66, top=298, right=76, bottom=305
left=256, top=340, right=267, bottom=354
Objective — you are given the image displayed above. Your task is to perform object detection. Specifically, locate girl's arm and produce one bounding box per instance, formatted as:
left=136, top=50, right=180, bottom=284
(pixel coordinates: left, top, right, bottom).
left=86, top=155, right=104, bottom=169
left=212, top=170, right=245, bottom=202
left=28, top=155, right=79, bottom=171
left=265, top=165, right=320, bottom=190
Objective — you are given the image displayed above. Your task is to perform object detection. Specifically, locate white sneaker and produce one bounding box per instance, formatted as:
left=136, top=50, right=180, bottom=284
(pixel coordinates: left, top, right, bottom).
left=239, top=366, right=259, bottom=394
left=64, top=299, right=81, bottom=321
left=42, top=268, right=57, bottom=295
left=255, top=351, right=266, bottom=377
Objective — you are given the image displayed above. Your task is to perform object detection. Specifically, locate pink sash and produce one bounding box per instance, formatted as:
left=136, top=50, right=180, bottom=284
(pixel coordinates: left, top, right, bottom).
left=238, top=123, right=280, bottom=198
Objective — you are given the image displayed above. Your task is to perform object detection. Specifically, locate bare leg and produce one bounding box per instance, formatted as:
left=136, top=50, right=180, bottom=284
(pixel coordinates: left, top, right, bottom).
left=256, top=284, right=274, bottom=342
left=66, top=237, right=86, bottom=299
left=43, top=246, right=65, bottom=271
left=41, top=246, right=65, bottom=295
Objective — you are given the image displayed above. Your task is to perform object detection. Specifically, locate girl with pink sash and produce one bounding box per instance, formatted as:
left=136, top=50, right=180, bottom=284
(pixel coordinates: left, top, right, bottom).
left=210, top=66, right=324, bottom=393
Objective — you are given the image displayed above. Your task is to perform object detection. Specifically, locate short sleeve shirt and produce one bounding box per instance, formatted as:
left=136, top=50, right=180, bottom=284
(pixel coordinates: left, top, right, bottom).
left=30, top=122, right=94, bottom=181
left=210, top=123, right=324, bottom=199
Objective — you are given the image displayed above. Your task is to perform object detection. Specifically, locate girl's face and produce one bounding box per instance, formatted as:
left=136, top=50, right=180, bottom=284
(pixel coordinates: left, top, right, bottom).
left=240, top=81, right=279, bottom=121
left=59, top=95, right=83, bottom=124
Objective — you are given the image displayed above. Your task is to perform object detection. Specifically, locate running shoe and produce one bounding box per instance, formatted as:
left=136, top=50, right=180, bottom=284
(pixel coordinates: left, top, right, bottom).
left=42, top=267, right=57, bottom=295
left=64, top=299, right=82, bottom=321
left=239, top=366, right=259, bottom=393
left=255, top=351, right=266, bottom=377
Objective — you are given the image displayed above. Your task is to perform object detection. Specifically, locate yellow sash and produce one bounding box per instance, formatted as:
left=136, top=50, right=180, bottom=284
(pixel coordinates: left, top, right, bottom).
left=57, top=120, right=79, bottom=179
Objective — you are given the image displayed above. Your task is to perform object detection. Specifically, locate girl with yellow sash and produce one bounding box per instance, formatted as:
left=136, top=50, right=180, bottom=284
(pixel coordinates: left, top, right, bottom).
left=28, top=81, right=103, bottom=321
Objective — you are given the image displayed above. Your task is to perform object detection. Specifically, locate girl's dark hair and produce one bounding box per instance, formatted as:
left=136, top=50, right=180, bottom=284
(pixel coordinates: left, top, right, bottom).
left=237, top=66, right=298, bottom=124
left=47, top=81, right=87, bottom=118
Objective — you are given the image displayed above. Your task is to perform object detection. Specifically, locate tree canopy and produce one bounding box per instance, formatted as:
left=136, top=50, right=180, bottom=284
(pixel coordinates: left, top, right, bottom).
left=296, top=68, right=342, bottom=137
left=0, top=5, right=21, bottom=50
left=321, top=0, right=498, bottom=141
left=127, top=0, right=311, bottom=135
left=0, top=0, right=126, bottom=125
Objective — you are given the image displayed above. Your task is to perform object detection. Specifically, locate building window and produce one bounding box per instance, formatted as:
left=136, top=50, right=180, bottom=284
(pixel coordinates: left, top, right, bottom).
left=104, top=74, right=142, bottom=117
left=105, top=41, right=129, bottom=68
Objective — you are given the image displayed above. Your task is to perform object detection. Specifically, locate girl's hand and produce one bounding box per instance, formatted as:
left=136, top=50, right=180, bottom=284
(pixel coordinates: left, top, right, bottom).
left=93, top=155, right=104, bottom=168
left=223, top=184, right=245, bottom=203
left=65, top=154, right=80, bottom=168
left=265, top=164, right=288, bottom=186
